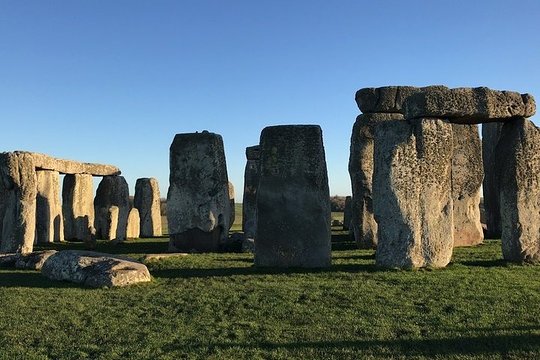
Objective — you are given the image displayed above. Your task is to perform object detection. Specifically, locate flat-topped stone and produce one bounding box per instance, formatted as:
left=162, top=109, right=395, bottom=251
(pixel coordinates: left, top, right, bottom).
left=403, top=87, right=535, bottom=122
left=41, top=250, right=151, bottom=287
left=10, top=151, right=120, bottom=176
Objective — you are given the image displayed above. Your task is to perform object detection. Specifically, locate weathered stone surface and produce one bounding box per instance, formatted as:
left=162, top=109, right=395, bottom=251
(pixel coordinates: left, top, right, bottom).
left=0, top=152, right=37, bottom=253
left=242, top=145, right=260, bottom=241
left=41, top=250, right=151, bottom=287
left=343, top=196, right=352, bottom=230
left=36, top=170, right=63, bottom=244
left=95, top=206, right=119, bottom=241
left=228, top=181, right=235, bottom=231
left=94, top=176, right=130, bottom=241
left=255, top=125, right=331, bottom=268
left=0, top=179, right=6, bottom=248
left=373, top=118, right=454, bottom=268
left=241, top=238, right=255, bottom=253
left=15, top=250, right=57, bottom=270
left=143, top=253, right=188, bottom=261
left=126, top=208, right=140, bottom=239
left=497, top=118, right=540, bottom=263
left=451, top=124, right=484, bottom=246
left=403, top=87, right=536, bottom=123
left=167, top=131, right=231, bottom=252
left=0, top=253, right=18, bottom=267
left=482, top=122, right=504, bottom=238
left=62, top=174, right=94, bottom=241
left=221, top=232, right=243, bottom=253
left=349, top=113, right=405, bottom=248
left=355, top=86, right=432, bottom=113
left=134, top=178, right=162, bottom=237
left=13, top=151, right=120, bottom=176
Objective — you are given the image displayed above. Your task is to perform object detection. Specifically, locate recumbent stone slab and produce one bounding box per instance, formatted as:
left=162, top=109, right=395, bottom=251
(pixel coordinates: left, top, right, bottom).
left=497, top=118, right=540, bottom=263
left=373, top=118, right=454, bottom=268
left=242, top=145, right=260, bottom=241
left=134, top=178, right=162, bottom=237
left=451, top=124, right=484, bottom=247
left=255, top=125, right=331, bottom=268
left=167, top=131, right=232, bottom=252
left=62, top=174, right=95, bottom=242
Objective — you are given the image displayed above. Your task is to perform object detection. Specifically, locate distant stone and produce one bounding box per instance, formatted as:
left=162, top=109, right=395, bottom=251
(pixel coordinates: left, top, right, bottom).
left=126, top=208, right=140, bottom=239
left=62, top=174, right=94, bottom=241
left=403, top=87, right=536, bottom=122
left=482, top=122, right=504, bottom=238
left=41, top=250, right=151, bottom=288
left=373, top=118, right=454, bottom=268
left=451, top=124, right=484, bottom=247
left=0, top=152, right=37, bottom=253
left=228, top=182, right=235, bottom=231
left=343, top=196, right=352, bottom=230
left=15, top=250, right=57, bottom=270
left=134, top=178, right=162, bottom=237
left=36, top=170, right=63, bottom=243
left=242, top=145, right=260, bottom=241
left=497, top=118, right=540, bottom=263
left=255, top=125, right=331, bottom=268
left=94, top=176, right=130, bottom=241
left=167, top=132, right=231, bottom=252
left=349, top=113, right=405, bottom=248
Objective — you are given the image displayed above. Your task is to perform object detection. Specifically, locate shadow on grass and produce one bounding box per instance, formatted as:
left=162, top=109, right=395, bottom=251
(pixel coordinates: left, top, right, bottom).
left=458, top=259, right=509, bottom=267
left=0, top=270, right=77, bottom=288
left=150, top=262, right=379, bottom=280
left=168, top=333, right=540, bottom=356
left=37, top=239, right=170, bottom=256
left=333, top=253, right=375, bottom=261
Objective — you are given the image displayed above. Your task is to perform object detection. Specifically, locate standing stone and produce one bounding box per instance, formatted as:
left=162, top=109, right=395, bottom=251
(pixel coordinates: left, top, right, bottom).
left=242, top=145, right=260, bottom=241
left=62, top=174, right=94, bottom=241
left=255, top=125, right=331, bottom=268
left=167, top=131, right=231, bottom=252
left=349, top=114, right=403, bottom=248
left=99, top=206, right=119, bottom=241
left=0, top=179, right=6, bottom=247
left=373, top=118, right=454, bottom=268
left=94, top=176, right=130, bottom=241
left=343, top=196, right=352, bottom=230
left=0, top=152, right=37, bottom=253
left=134, top=178, right=162, bottom=237
left=482, top=122, right=504, bottom=238
left=451, top=124, right=484, bottom=246
left=36, top=170, right=64, bottom=243
left=497, top=118, right=540, bottom=263
left=228, top=181, right=235, bottom=230
left=126, top=208, right=140, bottom=239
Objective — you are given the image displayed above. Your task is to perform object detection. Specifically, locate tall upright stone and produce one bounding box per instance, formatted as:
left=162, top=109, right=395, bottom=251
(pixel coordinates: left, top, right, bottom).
left=482, top=122, right=504, bottom=238
left=62, top=174, right=94, bottom=241
left=167, top=131, right=231, bottom=252
left=134, top=178, right=162, bottom=237
left=373, top=118, right=454, bottom=268
left=242, top=145, right=260, bottom=241
left=497, top=118, right=540, bottom=263
left=451, top=124, right=484, bottom=246
left=0, top=152, right=37, bottom=253
left=228, top=181, right=235, bottom=230
left=94, top=176, right=130, bottom=241
left=36, top=170, right=63, bottom=243
left=343, top=196, right=352, bottom=230
left=126, top=208, right=140, bottom=239
left=255, top=125, right=331, bottom=268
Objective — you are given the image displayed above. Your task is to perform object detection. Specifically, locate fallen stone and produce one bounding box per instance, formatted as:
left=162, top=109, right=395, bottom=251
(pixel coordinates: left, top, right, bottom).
left=167, top=131, right=231, bottom=252
left=242, top=145, right=260, bottom=241
left=94, top=176, right=130, bottom=241
left=349, top=113, right=405, bottom=248
left=0, top=253, right=18, bottom=267
left=482, top=122, right=504, bottom=238
left=134, top=178, right=162, bottom=237
left=36, top=170, right=63, bottom=243
left=255, top=125, right=331, bottom=268
left=15, top=250, right=57, bottom=270
left=0, top=152, right=37, bottom=253
left=403, top=87, right=536, bottom=122
left=373, top=117, right=454, bottom=268
left=126, top=208, right=140, bottom=239
left=497, top=118, right=540, bottom=263
left=62, top=174, right=95, bottom=241
left=41, top=250, right=151, bottom=288
left=451, top=124, right=484, bottom=246
left=143, top=253, right=189, bottom=261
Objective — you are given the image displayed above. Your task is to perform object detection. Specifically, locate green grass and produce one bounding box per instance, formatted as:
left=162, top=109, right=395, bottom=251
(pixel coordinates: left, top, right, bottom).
left=1, top=237, right=539, bottom=359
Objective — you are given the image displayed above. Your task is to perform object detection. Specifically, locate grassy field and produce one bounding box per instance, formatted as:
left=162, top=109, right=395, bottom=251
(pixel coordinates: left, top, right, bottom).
left=1, top=236, right=539, bottom=359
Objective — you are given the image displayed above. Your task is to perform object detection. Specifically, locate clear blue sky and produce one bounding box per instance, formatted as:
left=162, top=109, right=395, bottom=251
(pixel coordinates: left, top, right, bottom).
left=1, top=0, right=539, bottom=198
